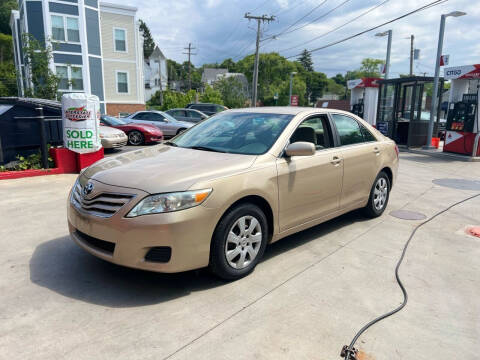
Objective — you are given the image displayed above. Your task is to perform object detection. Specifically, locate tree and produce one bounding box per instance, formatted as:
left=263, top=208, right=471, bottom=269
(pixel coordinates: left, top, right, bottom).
left=139, top=20, right=155, bottom=59
left=220, top=58, right=236, bottom=72
left=0, top=62, right=17, bottom=96
left=0, top=0, right=17, bottom=35
left=359, top=58, right=384, bottom=77
left=22, top=34, right=59, bottom=99
left=297, top=49, right=314, bottom=72
left=214, top=76, right=247, bottom=108
left=200, top=85, right=223, bottom=104
left=305, top=71, right=328, bottom=104
left=0, top=33, right=14, bottom=63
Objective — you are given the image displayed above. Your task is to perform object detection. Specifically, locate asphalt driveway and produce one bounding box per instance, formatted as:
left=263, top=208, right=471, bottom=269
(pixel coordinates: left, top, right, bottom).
left=0, top=153, right=479, bottom=360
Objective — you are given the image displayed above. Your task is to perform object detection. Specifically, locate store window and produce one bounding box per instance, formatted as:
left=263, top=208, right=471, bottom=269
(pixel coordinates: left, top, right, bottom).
left=51, top=15, right=79, bottom=42
left=116, top=71, right=128, bottom=93
left=114, top=28, right=126, bottom=52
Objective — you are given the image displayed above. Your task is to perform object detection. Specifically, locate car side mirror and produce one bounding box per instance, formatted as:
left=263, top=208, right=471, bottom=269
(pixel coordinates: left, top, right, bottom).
left=285, top=142, right=315, bottom=157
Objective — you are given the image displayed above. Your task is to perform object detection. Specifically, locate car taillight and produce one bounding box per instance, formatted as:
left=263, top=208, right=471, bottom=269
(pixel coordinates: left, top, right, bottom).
left=394, top=144, right=399, bottom=158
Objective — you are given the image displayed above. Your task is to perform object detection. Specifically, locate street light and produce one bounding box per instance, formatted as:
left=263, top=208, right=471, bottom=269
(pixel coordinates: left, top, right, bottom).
left=376, top=30, right=392, bottom=79
left=289, top=71, right=297, bottom=106
left=425, top=10, right=466, bottom=149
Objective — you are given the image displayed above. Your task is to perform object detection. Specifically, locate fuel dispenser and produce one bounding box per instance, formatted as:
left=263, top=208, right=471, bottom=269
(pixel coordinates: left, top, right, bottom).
left=347, top=78, right=381, bottom=126
left=443, top=65, right=480, bottom=156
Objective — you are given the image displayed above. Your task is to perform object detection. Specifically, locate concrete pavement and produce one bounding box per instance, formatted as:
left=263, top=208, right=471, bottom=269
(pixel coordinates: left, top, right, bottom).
left=0, top=153, right=479, bottom=360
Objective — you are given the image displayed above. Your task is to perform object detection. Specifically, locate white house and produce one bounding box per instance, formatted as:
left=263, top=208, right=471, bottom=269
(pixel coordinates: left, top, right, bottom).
left=144, top=45, right=168, bottom=102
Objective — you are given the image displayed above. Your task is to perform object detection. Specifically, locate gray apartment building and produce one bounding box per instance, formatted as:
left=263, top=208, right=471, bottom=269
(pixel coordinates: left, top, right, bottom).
left=10, top=0, right=145, bottom=116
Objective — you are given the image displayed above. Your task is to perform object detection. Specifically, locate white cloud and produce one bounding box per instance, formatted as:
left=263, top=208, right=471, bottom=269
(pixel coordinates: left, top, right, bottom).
left=126, top=0, right=477, bottom=76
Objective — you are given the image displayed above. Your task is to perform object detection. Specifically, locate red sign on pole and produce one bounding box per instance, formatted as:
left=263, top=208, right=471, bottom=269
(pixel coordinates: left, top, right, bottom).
left=290, top=95, right=299, bottom=106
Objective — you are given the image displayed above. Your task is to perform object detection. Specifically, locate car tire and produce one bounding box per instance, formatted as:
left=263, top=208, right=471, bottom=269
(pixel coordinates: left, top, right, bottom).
left=210, top=203, right=268, bottom=280
left=128, top=130, right=144, bottom=146
left=176, top=128, right=187, bottom=135
left=363, top=171, right=390, bottom=218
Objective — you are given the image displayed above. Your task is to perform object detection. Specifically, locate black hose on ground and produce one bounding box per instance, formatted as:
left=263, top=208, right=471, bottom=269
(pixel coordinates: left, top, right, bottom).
left=341, top=193, right=480, bottom=360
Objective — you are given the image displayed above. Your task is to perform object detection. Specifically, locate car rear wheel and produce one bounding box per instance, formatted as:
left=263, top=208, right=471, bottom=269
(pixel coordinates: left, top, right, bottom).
left=128, top=130, right=144, bottom=146
left=363, top=171, right=390, bottom=218
left=210, top=203, right=268, bottom=280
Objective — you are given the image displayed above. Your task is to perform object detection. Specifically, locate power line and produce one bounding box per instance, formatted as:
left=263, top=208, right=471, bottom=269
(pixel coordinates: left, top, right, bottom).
left=263, top=0, right=353, bottom=42
left=278, top=0, right=390, bottom=54
left=285, top=0, right=448, bottom=59
left=183, top=43, right=197, bottom=90
left=263, top=0, right=329, bottom=42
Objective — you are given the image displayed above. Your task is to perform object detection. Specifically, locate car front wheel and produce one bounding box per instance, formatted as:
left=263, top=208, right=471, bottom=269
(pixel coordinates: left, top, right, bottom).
left=128, top=130, right=144, bottom=146
left=363, top=171, right=390, bottom=218
left=210, top=203, right=268, bottom=280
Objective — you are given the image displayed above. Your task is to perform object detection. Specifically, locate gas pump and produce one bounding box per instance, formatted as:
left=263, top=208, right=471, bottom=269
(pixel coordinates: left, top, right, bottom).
left=347, top=77, right=381, bottom=126
left=443, top=65, right=480, bottom=156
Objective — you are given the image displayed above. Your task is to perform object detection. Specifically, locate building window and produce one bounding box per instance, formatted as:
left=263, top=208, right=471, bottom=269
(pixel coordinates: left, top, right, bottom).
left=56, top=65, right=83, bottom=91
left=114, top=28, right=126, bottom=52
left=51, top=15, right=80, bottom=43
left=116, top=71, right=128, bottom=93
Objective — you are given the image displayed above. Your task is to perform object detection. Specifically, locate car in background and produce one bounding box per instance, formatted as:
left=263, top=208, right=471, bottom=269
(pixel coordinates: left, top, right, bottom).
left=99, top=126, right=128, bottom=149
left=100, top=115, right=163, bottom=146
left=125, top=110, right=193, bottom=138
left=186, top=103, right=228, bottom=116
left=165, top=108, right=209, bottom=123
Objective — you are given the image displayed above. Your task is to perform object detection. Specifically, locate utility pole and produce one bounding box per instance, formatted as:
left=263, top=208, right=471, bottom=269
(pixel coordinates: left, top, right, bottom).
left=409, top=35, right=414, bottom=76
left=244, top=13, right=275, bottom=107
left=183, top=43, right=196, bottom=90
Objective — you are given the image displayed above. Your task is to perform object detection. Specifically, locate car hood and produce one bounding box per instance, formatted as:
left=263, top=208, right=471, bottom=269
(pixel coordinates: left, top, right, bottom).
left=122, top=123, right=161, bottom=133
left=99, top=126, right=126, bottom=136
left=81, top=145, right=257, bottom=193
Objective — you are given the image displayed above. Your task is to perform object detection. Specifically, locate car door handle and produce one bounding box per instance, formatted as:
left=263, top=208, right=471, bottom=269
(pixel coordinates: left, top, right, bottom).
left=373, top=147, right=381, bottom=155
left=331, top=156, right=342, bottom=166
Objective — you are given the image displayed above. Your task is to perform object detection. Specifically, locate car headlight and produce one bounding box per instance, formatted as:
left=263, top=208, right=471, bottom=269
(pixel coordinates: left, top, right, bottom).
left=126, top=189, right=212, bottom=217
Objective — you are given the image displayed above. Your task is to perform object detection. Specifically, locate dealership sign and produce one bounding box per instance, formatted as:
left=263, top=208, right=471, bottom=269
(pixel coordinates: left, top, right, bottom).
left=444, top=64, right=480, bottom=80
left=62, top=93, right=101, bottom=153
left=290, top=95, right=299, bottom=106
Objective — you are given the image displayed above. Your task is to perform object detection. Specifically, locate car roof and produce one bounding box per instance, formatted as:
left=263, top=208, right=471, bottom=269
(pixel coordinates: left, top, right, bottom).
left=227, top=106, right=351, bottom=116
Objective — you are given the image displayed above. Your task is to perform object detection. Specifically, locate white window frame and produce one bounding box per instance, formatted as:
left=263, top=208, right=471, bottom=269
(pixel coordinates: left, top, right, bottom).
left=115, top=70, right=130, bottom=94
left=50, top=13, right=81, bottom=44
left=55, top=64, right=84, bottom=92
left=113, top=27, right=127, bottom=53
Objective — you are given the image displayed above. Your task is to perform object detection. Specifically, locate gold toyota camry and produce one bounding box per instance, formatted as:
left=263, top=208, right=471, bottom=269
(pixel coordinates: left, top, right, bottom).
left=68, top=107, right=398, bottom=280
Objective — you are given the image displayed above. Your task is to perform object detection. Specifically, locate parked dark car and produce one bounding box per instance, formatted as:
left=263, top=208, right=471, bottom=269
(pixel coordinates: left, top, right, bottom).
left=100, top=115, right=163, bottom=146
left=186, top=103, right=228, bottom=116
left=165, top=108, right=209, bottom=123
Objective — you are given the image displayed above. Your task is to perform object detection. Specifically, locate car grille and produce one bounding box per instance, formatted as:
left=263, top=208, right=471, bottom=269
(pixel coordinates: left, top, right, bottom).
left=75, top=230, right=115, bottom=254
left=71, top=181, right=135, bottom=217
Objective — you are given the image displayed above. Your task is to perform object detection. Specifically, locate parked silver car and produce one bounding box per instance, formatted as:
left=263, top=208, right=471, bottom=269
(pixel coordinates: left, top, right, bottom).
left=125, top=111, right=193, bottom=137
left=165, top=108, right=209, bottom=123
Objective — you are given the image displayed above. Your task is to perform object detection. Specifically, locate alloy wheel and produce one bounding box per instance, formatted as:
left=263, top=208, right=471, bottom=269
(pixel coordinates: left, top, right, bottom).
left=128, top=131, right=143, bottom=146
left=225, top=215, right=262, bottom=269
left=374, top=177, right=388, bottom=211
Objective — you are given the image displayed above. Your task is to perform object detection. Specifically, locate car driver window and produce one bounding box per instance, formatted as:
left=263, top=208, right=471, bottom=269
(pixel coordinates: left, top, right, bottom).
left=290, top=116, right=330, bottom=150
left=133, top=112, right=145, bottom=119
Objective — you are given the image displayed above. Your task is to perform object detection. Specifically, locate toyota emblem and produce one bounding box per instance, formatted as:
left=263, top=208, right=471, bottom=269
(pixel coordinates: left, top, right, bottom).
left=83, top=182, right=94, bottom=196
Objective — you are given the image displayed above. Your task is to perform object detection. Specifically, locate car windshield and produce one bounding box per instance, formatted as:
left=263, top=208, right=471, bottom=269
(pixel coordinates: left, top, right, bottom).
left=102, top=115, right=127, bottom=126
left=160, top=112, right=178, bottom=122
left=170, top=112, right=293, bottom=155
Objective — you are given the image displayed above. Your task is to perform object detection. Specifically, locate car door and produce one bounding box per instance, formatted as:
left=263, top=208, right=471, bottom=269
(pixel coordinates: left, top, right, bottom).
left=330, top=113, right=381, bottom=209
left=276, top=115, right=343, bottom=232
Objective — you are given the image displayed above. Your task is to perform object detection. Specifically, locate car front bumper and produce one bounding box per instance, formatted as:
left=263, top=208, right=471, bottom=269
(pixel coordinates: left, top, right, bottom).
left=101, top=135, right=128, bottom=149
left=144, top=134, right=163, bottom=143
left=67, top=180, right=218, bottom=273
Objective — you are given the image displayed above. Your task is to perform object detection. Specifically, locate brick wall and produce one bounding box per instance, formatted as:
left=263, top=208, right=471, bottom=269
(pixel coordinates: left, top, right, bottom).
left=106, top=103, right=146, bottom=117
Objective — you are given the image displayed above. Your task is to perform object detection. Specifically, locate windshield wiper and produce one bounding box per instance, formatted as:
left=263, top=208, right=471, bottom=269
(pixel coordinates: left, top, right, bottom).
left=188, top=146, right=225, bottom=153
left=164, top=141, right=177, bottom=147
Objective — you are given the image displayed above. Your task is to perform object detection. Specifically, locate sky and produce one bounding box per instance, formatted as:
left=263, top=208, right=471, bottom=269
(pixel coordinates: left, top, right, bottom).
left=132, top=0, right=479, bottom=77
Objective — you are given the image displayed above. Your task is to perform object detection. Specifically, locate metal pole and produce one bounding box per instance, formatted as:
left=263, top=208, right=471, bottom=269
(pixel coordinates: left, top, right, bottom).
left=289, top=73, right=293, bottom=106
left=409, top=35, right=414, bottom=76
left=36, top=107, right=49, bottom=169
left=252, top=20, right=261, bottom=107
left=385, top=30, right=392, bottom=79
left=426, top=15, right=446, bottom=149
